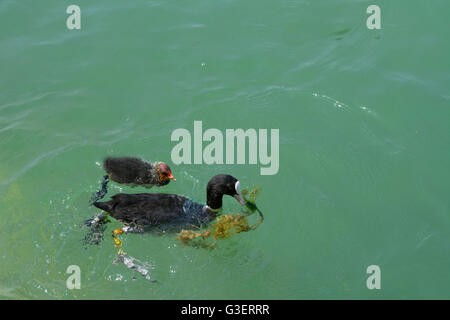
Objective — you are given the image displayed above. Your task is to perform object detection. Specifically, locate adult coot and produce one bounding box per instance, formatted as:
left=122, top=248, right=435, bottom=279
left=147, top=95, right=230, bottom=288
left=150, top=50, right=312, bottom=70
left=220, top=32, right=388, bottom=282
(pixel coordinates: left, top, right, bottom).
left=93, top=174, right=244, bottom=231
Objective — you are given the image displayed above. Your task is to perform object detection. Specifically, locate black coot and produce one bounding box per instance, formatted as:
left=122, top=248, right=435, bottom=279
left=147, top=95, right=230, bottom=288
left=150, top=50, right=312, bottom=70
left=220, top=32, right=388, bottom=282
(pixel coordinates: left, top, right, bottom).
left=93, top=174, right=244, bottom=230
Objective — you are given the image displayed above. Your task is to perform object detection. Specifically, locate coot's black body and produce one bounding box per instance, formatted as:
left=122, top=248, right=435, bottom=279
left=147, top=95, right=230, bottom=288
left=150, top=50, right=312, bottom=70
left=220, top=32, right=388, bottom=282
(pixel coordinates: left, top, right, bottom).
left=94, top=193, right=214, bottom=229
left=93, top=174, right=244, bottom=229
left=103, top=157, right=175, bottom=187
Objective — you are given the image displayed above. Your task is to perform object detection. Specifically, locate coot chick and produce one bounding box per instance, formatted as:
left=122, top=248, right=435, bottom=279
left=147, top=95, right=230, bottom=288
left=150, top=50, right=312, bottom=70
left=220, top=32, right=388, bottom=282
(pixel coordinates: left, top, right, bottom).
left=93, top=174, right=244, bottom=231
left=103, top=156, right=176, bottom=187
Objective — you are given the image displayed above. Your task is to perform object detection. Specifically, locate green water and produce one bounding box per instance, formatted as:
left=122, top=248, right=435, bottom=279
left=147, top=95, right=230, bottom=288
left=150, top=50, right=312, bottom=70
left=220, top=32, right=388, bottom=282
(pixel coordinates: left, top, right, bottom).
left=1, top=0, right=449, bottom=299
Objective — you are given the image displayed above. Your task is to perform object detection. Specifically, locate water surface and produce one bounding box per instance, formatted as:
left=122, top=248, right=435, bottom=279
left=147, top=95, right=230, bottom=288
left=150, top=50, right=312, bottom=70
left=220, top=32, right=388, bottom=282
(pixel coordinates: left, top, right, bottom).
left=0, top=0, right=449, bottom=299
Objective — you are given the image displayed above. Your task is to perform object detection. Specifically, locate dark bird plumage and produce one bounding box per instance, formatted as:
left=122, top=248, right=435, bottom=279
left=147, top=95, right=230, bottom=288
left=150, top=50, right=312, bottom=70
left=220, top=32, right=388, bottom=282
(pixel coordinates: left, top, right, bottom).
left=93, top=174, right=244, bottom=230
left=103, top=157, right=175, bottom=188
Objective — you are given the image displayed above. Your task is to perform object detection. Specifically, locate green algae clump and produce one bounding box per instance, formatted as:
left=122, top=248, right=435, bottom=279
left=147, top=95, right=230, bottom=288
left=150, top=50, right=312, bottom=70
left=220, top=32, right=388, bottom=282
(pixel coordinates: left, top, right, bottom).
left=176, top=187, right=264, bottom=247
left=211, top=213, right=249, bottom=239
left=176, top=229, right=211, bottom=242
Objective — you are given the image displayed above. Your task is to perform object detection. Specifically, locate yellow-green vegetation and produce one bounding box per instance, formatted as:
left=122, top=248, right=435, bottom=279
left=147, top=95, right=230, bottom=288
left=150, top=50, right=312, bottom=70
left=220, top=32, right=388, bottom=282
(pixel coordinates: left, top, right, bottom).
left=176, top=187, right=264, bottom=247
left=176, top=229, right=211, bottom=242
left=211, top=213, right=249, bottom=239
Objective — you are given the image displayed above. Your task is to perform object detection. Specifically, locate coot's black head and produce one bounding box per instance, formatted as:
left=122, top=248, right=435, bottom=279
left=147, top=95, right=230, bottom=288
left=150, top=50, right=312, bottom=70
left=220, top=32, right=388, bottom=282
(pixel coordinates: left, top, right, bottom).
left=156, top=163, right=176, bottom=182
left=206, top=174, right=245, bottom=210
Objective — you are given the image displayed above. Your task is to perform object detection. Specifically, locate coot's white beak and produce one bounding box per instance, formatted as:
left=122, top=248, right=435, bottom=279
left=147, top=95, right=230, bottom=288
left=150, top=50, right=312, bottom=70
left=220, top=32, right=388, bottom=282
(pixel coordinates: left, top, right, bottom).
left=234, top=181, right=245, bottom=206
left=234, top=194, right=245, bottom=206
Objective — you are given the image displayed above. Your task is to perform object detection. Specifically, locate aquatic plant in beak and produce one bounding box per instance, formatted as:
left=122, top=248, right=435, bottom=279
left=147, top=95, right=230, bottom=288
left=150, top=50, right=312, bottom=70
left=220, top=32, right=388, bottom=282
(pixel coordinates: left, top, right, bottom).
left=241, top=187, right=264, bottom=227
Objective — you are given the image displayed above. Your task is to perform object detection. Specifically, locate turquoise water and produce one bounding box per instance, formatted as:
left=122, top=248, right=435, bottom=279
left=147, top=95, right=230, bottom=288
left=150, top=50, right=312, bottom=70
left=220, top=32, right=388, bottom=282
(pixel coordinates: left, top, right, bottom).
left=1, top=0, right=449, bottom=299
